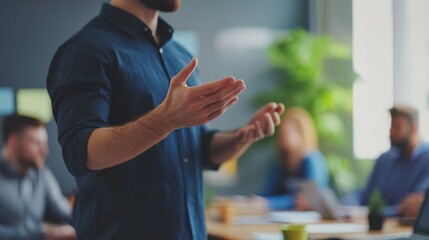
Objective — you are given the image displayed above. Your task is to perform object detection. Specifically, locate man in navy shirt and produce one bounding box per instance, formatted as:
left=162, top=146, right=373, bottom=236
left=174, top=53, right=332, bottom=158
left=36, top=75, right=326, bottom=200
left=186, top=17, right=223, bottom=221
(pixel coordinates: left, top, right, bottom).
left=47, top=0, right=284, bottom=239
left=360, top=106, right=429, bottom=217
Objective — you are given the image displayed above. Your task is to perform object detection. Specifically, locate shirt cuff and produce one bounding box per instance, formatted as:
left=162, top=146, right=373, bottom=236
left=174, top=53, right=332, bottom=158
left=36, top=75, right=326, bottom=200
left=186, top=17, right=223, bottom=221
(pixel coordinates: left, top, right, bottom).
left=61, top=128, right=97, bottom=176
left=201, top=129, right=220, bottom=171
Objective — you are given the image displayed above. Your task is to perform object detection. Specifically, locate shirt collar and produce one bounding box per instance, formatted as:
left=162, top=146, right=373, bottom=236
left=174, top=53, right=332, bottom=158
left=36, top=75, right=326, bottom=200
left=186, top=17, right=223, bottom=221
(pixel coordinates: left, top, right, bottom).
left=394, top=142, right=429, bottom=162
left=411, top=142, right=429, bottom=160
left=100, top=3, right=174, bottom=44
left=0, top=157, right=40, bottom=180
left=0, top=158, right=23, bottom=178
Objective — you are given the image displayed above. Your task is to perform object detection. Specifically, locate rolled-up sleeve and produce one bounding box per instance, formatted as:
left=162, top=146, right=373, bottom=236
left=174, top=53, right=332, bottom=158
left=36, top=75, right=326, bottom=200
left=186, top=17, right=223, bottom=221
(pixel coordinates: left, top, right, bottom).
left=47, top=39, right=112, bottom=176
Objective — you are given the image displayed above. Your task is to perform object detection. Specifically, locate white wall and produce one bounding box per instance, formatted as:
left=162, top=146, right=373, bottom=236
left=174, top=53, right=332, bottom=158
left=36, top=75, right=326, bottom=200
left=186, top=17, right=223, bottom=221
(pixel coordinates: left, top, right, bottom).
left=353, top=0, right=394, bottom=159
left=393, top=0, right=429, bottom=141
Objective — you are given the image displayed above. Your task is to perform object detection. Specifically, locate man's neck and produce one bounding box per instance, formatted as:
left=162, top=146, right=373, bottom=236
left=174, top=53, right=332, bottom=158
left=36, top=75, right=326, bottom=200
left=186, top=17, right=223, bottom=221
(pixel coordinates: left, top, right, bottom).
left=1, top=147, right=27, bottom=175
left=405, top=137, right=420, bottom=159
left=111, top=0, right=160, bottom=43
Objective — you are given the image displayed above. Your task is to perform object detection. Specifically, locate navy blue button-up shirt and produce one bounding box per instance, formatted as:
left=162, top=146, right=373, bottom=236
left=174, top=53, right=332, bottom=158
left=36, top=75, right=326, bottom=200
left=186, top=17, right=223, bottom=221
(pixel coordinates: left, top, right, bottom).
left=47, top=3, right=218, bottom=239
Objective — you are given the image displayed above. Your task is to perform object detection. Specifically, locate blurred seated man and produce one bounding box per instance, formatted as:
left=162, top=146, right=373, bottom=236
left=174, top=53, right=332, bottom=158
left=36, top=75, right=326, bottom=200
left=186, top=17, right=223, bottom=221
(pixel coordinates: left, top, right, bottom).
left=253, top=107, right=329, bottom=210
left=360, top=106, right=429, bottom=217
left=0, top=115, right=75, bottom=240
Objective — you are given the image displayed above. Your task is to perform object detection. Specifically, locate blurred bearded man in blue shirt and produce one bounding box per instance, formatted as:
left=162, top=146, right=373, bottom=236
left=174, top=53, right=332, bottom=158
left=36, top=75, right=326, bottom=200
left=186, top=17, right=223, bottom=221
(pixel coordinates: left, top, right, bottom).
left=361, top=106, right=429, bottom=217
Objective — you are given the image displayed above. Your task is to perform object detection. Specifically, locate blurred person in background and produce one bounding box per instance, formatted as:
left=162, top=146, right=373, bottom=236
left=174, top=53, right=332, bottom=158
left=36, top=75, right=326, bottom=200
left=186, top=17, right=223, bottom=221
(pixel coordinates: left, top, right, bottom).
left=0, top=115, right=75, bottom=240
left=360, top=106, right=429, bottom=217
left=253, top=107, right=329, bottom=210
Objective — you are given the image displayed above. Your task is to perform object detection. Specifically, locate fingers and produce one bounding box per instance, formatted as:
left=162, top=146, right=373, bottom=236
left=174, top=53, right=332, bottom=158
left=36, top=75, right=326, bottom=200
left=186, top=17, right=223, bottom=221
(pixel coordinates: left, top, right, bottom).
left=196, top=79, right=244, bottom=117
left=270, top=111, right=281, bottom=126
left=170, top=58, right=198, bottom=87
left=273, top=103, right=285, bottom=126
left=251, top=102, right=283, bottom=126
left=198, top=80, right=245, bottom=106
left=254, top=102, right=278, bottom=117
left=263, top=112, right=276, bottom=136
left=203, top=96, right=239, bottom=116
left=276, top=103, right=285, bottom=114
left=204, top=97, right=239, bottom=123
left=236, top=115, right=276, bottom=144
left=260, top=102, right=285, bottom=116
left=189, top=76, right=238, bottom=97
left=247, top=114, right=276, bottom=142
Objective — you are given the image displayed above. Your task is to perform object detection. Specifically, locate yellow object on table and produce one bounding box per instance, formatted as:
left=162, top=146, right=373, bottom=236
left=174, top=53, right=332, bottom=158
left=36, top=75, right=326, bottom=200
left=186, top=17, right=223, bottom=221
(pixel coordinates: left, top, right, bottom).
left=281, top=224, right=307, bottom=240
left=218, top=200, right=235, bottom=225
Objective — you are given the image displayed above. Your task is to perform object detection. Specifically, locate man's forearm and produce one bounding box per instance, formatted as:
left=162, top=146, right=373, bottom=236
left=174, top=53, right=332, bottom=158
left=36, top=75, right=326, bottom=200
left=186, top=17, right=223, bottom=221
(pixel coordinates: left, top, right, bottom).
left=87, top=106, right=174, bottom=170
left=209, top=130, right=252, bottom=165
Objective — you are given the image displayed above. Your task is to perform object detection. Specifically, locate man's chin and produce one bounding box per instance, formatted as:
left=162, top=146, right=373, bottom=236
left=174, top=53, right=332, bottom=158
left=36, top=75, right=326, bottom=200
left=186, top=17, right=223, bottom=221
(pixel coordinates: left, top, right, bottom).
left=391, top=143, right=409, bottom=152
left=139, top=0, right=181, bottom=12
left=27, top=163, right=40, bottom=170
left=20, top=160, right=41, bottom=171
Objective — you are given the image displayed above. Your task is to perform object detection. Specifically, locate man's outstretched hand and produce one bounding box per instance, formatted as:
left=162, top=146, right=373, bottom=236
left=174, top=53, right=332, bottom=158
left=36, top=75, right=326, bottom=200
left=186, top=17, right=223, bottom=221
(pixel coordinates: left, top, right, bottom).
left=158, top=58, right=246, bottom=130
left=208, top=102, right=284, bottom=164
left=235, top=102, right=285, bottom=144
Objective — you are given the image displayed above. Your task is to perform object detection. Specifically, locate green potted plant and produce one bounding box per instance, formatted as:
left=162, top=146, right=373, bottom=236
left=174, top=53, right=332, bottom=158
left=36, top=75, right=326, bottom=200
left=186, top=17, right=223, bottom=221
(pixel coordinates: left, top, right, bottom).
left=368, top=190, right=386, bottom=231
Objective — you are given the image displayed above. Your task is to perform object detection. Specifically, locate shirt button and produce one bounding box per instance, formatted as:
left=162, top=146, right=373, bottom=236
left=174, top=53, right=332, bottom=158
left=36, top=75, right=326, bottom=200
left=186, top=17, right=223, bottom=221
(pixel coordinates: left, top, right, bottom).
left=159, top=48, right=164, bottom=54
left=184, top=158, right=189, bottom=163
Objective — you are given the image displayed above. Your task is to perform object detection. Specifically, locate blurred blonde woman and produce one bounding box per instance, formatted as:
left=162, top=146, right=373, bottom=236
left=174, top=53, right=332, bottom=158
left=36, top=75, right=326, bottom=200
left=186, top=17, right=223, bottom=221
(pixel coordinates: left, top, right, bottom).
left=257, top=107, right=329, bottom=210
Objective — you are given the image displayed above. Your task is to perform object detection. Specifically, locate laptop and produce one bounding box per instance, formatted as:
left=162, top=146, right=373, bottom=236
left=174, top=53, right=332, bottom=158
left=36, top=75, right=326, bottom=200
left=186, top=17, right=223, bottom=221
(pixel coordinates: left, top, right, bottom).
left=390, top=188, right=429, bottom=240
left=298, top=181, right=343, bottom=220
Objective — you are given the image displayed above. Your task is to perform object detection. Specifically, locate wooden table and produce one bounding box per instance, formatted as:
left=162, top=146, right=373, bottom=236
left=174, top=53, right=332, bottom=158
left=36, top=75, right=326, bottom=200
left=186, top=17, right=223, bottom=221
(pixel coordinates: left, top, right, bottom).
left=206, top=201, right=412, bottom=240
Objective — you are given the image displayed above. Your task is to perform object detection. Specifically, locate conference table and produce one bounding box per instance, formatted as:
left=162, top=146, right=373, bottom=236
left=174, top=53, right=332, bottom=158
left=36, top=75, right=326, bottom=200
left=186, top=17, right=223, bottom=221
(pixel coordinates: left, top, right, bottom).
left=205, top=199, right=413, bottom=240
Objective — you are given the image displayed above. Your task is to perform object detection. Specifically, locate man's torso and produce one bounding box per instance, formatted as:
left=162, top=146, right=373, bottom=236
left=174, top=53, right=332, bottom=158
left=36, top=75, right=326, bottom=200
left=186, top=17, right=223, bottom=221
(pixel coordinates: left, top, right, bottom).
left=48, top=4, right=209, bottom=239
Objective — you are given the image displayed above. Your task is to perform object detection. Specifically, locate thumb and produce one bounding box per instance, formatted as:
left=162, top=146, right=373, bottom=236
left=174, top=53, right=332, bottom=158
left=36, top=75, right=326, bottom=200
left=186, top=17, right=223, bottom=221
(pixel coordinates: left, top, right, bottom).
left=250, top=102, right=277, bottom=122
left=170, top=58, right=198, bottom=87
left=275, top=103, right=285, bottom=114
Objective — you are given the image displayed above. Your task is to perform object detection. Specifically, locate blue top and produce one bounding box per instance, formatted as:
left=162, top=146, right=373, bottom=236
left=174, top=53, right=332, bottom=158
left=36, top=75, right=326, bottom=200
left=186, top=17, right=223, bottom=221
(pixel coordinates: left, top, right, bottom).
left=46, top=3, right=218, bottom=239
left=0, top=159, right=71, bottom=240
left=259, top=151, right=329, bottom=210
left=360, top=143, right=429, bottom=216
